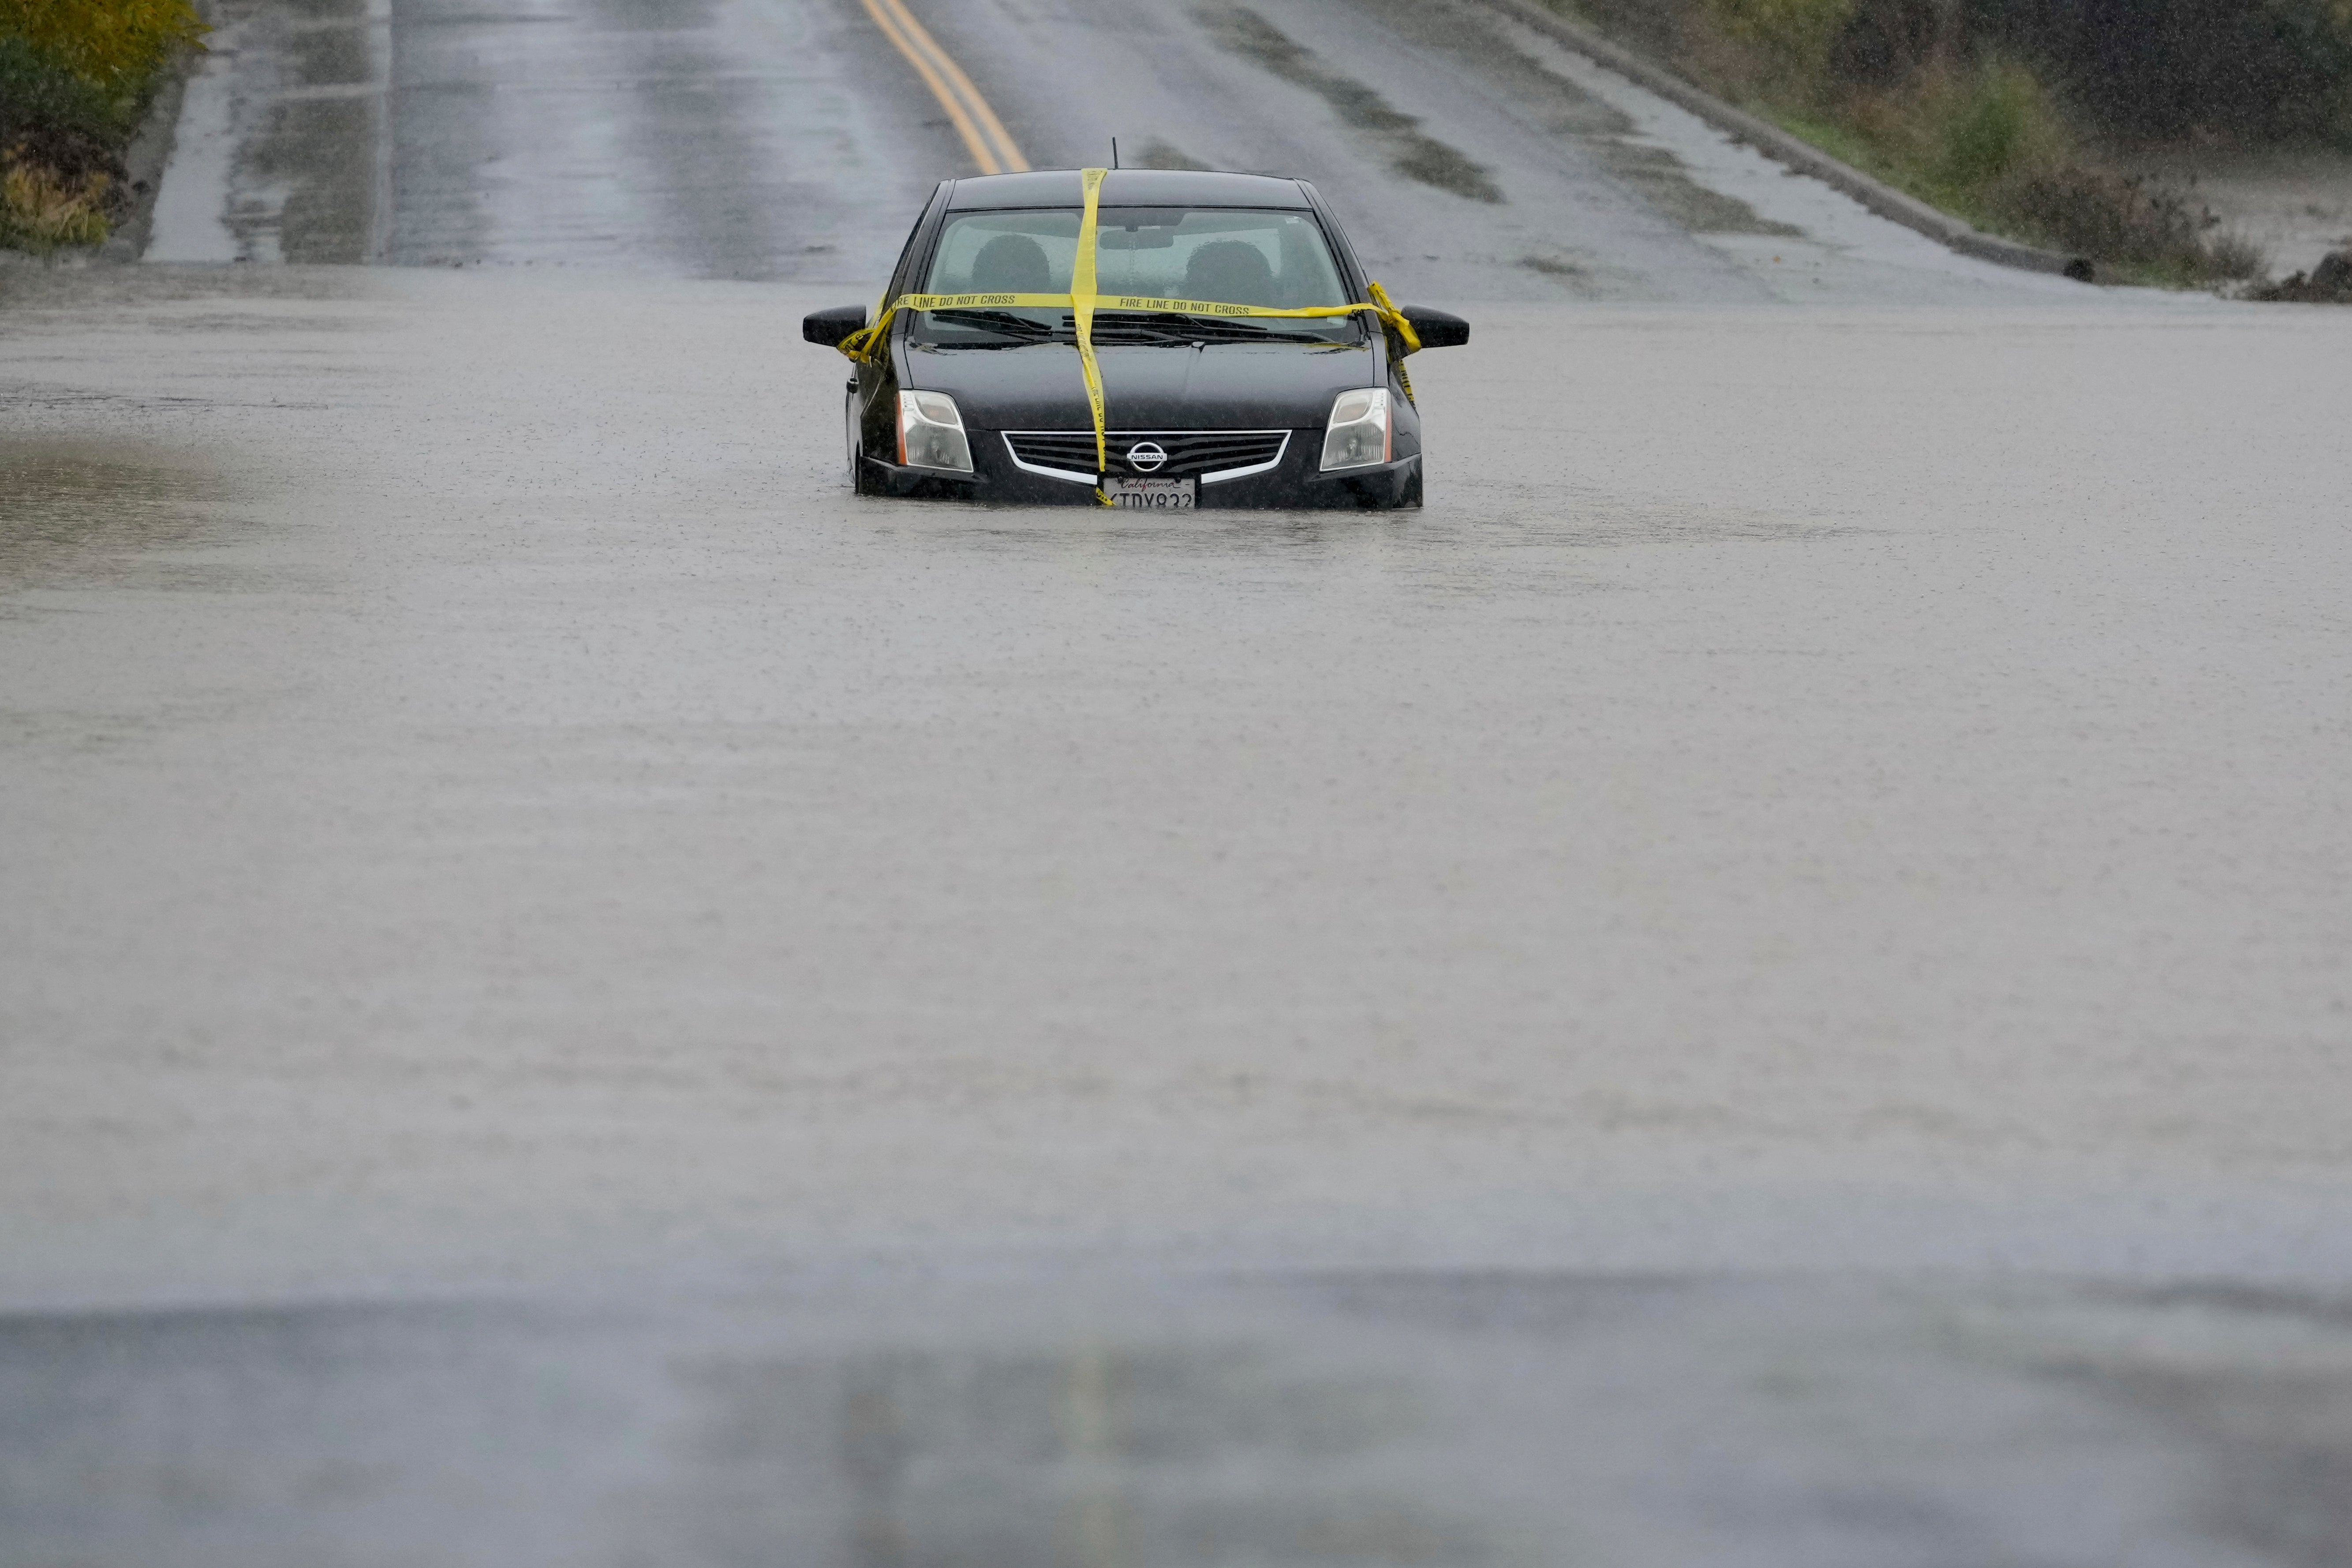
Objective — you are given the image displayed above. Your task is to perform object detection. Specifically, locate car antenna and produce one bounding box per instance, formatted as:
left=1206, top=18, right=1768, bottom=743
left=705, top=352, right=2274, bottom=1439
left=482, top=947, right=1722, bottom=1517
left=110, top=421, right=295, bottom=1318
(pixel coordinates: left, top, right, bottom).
left=1111, top=137, right=1121, bottom=169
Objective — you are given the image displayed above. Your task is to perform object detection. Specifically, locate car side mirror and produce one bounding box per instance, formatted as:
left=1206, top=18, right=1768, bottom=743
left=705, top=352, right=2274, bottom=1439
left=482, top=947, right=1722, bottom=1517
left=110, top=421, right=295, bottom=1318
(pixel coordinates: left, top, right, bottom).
left=803, top=304, right=868, bottom=347
left=1398, top=306, right=1468, bottom=349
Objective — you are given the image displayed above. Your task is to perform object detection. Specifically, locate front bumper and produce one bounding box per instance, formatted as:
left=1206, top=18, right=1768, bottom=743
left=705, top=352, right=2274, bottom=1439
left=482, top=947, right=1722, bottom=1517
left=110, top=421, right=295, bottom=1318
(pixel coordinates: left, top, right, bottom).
left=860, top=432, right=1419, bottom=509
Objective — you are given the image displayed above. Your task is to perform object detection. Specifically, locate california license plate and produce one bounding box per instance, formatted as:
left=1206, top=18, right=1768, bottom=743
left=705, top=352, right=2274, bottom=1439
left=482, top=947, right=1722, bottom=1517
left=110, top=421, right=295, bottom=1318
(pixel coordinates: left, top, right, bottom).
left=1102, top=476, right=1195, bottom=509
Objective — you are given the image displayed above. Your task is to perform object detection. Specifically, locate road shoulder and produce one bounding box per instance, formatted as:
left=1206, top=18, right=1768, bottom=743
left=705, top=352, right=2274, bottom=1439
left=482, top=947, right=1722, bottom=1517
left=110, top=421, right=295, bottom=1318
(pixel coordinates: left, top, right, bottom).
left=1476, top=0, right=2090, bottom=279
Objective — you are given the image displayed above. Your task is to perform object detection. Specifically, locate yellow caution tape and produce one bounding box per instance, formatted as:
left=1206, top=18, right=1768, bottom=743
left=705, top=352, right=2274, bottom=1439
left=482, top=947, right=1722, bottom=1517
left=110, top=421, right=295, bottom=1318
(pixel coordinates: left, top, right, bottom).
left=1073, top=167, right=1109, bottom=497
left=834, top=170, right=1423, bottom=501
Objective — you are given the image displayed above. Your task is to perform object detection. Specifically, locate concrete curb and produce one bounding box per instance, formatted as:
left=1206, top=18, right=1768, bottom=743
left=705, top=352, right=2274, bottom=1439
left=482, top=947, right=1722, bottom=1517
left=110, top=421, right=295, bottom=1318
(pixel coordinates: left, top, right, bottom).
left=1483, top=0, right=2095, bottom=281
left=100, top=45, right=198, bottom=263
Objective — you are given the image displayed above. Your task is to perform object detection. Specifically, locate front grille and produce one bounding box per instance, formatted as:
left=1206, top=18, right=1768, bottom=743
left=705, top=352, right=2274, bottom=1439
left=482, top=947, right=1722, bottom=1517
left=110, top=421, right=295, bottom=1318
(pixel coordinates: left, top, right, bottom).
left=1003, top=430, right=1290, bottom=482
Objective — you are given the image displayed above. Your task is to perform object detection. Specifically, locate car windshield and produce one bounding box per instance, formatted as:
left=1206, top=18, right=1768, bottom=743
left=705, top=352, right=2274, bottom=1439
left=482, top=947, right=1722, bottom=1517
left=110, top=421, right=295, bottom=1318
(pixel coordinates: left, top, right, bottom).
left=909, top=206, right=1362, bottom=347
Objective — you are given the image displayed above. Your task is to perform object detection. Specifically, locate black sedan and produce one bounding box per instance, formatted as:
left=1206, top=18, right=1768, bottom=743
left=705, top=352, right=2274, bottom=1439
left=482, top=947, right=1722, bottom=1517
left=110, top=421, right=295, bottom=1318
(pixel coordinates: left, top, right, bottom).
left=803, top=168, right=1467, bottom=509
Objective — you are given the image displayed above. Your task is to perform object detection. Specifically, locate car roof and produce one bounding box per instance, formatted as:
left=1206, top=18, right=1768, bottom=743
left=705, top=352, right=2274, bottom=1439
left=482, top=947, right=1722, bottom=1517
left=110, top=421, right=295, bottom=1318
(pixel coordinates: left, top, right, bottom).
left=942, top=169, right=1314, bottom=210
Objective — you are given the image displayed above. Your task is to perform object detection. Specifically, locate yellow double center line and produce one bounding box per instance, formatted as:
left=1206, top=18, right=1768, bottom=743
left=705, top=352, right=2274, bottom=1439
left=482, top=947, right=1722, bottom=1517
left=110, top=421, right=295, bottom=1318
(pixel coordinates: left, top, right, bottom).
left=856, top=0, right=1028, bottom=174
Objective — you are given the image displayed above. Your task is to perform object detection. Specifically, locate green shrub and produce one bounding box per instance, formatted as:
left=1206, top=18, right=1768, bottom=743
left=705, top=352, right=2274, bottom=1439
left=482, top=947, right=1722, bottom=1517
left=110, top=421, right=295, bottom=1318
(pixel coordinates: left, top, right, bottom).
left=1705, top=0, right=1859, bottom=74
left=1835, top=56, right=2071, bottom=206
left=1929, top=59, right=2062, bottom=190
left=0, top=0, right=205, bottom=100
left=0, top=35, right=132, bottom=146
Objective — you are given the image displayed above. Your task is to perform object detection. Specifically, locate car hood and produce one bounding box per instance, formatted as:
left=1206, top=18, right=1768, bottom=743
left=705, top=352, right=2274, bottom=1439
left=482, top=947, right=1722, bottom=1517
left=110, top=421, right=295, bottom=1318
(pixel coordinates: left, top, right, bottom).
left=901, top=341, right=1377, bottom=430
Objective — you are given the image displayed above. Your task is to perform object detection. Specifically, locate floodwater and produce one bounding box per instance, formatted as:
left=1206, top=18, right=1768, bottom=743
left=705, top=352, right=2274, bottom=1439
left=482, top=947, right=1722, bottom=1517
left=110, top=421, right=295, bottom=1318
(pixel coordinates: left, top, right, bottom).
left=4, top=264, right=2350, bottom=1562
left=9, top=0, right=2352, bottom=1553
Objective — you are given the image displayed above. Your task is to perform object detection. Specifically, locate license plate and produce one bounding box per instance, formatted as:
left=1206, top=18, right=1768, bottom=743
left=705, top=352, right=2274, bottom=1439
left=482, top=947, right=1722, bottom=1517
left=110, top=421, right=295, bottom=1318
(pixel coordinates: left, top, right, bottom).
left=1102, top=476, right=1195, bottom=509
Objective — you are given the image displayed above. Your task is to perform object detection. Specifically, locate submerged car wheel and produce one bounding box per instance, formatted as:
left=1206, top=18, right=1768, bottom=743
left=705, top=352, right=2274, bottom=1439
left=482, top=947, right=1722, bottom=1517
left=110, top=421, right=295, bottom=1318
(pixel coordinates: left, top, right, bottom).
left=845, top=389, right=861, bottom=491
left=846, top=388, right=886, bottom=495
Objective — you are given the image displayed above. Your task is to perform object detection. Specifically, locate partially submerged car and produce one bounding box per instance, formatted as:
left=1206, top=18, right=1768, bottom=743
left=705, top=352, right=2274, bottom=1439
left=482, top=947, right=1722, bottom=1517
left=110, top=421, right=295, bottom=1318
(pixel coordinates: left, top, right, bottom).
left=804, top=168, right=1467, bottom=509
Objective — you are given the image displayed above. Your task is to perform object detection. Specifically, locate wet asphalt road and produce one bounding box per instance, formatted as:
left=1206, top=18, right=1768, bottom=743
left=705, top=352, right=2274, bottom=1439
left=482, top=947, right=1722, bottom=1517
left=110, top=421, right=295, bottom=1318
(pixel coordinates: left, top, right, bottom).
left=154, top=0, right=2085, bottom=299
left=9, top=0, right=2352, bottom=1561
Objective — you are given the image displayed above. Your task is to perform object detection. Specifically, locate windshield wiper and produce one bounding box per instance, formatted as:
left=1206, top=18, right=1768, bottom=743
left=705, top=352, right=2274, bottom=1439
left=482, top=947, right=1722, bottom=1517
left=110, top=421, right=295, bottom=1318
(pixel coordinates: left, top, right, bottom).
left=924, top=312, right=1194, bottom=348
left=923, top=308, right=1067, bottom=343
left=1085, top=319, right=1201, bottom=346
left=917, top=307, right=1347, bottom=348
left=1097, top=311, right=1346, bottom=344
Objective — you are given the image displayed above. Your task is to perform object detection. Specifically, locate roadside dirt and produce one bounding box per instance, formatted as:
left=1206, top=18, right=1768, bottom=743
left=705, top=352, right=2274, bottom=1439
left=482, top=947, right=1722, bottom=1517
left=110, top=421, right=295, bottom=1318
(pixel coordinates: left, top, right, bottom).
left=2128, top=142, right=2352, bottom=280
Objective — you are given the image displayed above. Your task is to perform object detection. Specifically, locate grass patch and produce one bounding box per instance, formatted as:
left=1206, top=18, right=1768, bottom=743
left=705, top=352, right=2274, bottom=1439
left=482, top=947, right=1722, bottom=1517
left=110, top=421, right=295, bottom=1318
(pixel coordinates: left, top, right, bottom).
left=0, top=156, right=112, bottom=250
left=0, top=0, right=205, bottom=254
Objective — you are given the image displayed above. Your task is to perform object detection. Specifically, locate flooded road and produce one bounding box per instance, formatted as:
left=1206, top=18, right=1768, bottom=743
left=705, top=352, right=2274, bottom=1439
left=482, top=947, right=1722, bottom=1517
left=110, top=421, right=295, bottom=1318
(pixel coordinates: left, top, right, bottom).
left=4, top=262, right=2350, bottom=1561
left=9, top=0, right=2352, bottom=1552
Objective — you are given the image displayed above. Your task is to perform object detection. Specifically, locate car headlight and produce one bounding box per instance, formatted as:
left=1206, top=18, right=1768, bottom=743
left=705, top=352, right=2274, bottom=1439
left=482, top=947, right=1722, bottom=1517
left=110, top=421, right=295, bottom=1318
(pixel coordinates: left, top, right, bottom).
left=1319, top=387, right=1391, bottom=472
left=897, top=389, right=973, bottom=473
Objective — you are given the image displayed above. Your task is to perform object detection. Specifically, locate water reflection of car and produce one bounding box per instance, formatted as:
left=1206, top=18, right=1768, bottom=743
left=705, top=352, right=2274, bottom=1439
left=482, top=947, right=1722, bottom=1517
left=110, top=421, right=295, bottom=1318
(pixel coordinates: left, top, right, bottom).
left=803, top=169, right=1467, bottom=510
